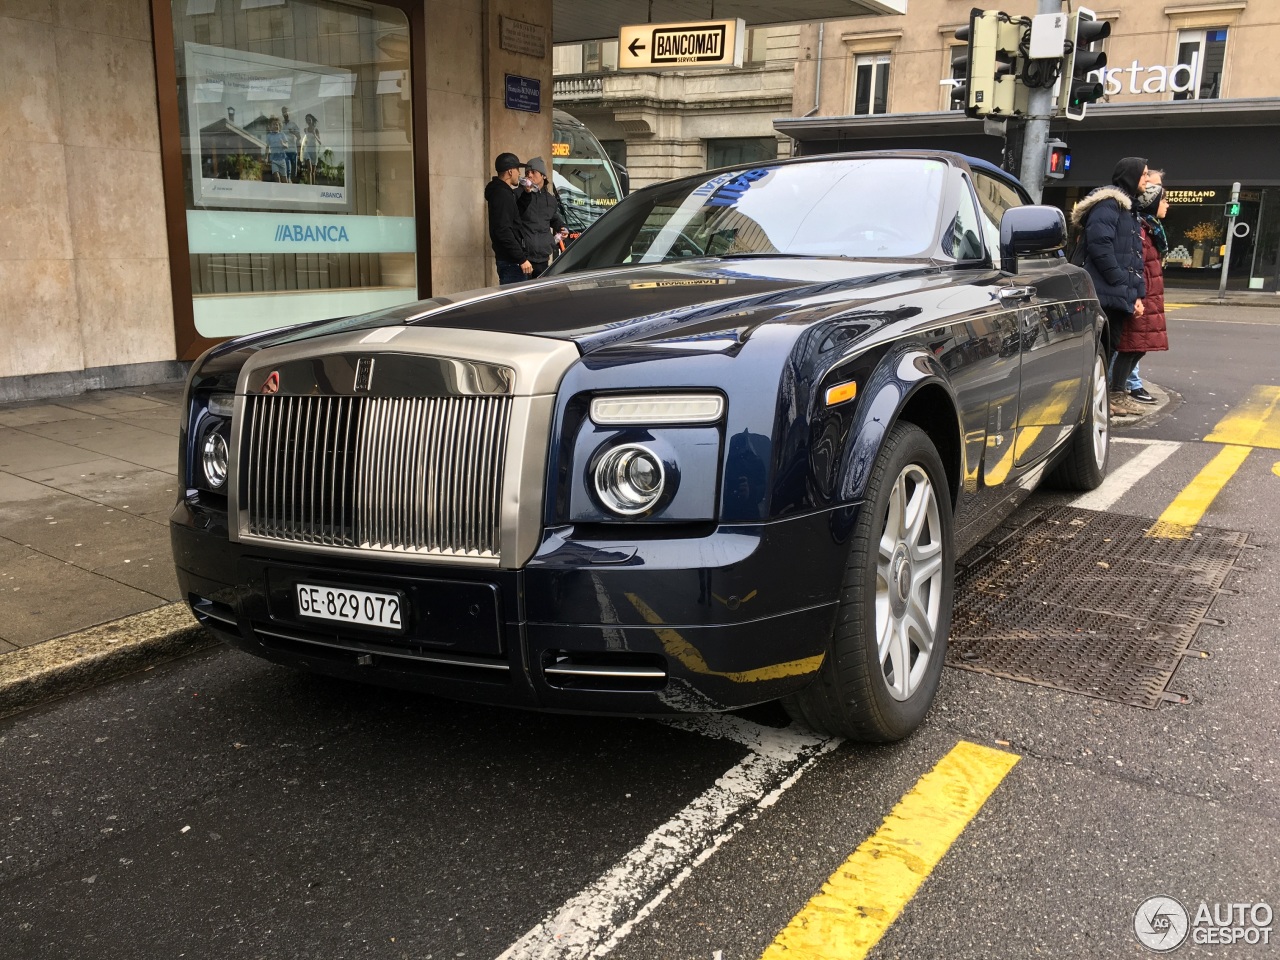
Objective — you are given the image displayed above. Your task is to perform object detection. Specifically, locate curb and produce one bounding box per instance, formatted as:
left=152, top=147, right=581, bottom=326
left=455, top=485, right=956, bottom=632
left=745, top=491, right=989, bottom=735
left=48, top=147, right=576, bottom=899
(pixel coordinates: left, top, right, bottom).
left=0, top=603, right=218, bottom=720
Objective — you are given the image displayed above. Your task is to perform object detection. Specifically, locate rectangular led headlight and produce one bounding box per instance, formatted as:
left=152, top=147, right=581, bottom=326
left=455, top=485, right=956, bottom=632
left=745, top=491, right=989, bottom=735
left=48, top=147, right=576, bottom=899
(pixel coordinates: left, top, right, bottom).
left=590, top=393, right=725, bottom=426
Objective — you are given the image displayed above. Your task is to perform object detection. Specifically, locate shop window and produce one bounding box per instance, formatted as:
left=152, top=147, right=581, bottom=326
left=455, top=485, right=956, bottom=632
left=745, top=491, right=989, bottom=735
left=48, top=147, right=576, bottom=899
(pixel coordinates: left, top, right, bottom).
left=707, top=138, right=778, bottom=170
left=169, top=0, right=418, bottom=341
left=1173, top=28, right=1227, bottom=100
left=852, top=53, right=890, bottom=116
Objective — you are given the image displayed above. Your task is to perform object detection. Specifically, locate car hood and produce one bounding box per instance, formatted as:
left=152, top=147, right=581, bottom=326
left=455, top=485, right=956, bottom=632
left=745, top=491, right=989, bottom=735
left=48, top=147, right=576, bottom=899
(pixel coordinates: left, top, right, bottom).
left=250, top=258, right=941, bottom=357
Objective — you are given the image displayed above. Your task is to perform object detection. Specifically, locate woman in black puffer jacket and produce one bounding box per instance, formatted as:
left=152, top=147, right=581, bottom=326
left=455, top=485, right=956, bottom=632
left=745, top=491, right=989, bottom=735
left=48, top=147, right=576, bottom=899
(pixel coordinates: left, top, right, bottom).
left=1069, top=157, right=1150, bottom=413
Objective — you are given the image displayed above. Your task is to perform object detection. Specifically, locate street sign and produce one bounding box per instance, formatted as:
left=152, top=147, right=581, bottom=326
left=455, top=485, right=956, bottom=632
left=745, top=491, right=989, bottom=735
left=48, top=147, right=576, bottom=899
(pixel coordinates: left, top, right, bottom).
left=618, top=19, right=746, bottom=70
left=504, top=74, right=540, bottom=113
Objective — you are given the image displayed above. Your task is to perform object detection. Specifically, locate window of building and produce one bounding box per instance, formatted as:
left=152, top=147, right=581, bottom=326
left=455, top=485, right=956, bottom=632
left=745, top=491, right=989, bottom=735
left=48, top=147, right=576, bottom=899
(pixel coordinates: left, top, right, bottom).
left=706, top=138, right=778, bottom=170
left=602, top=140, right=628, bottom=173
left=1173, top=28, right=1227, bottom=100
left=852, top=53, right=890, bottom=115
left=744, top=28, right=769, bottom=66
left=583, top=40, right=619, bottom=73
left=167, top=0, right=420, bottom=344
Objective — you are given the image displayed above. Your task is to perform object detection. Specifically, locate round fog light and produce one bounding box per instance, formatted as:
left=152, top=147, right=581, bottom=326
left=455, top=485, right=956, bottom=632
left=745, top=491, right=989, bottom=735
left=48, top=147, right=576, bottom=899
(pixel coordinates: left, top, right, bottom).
left=202, top=432, right=229, bottom=489
left=594, top=444, right=665, bottom=516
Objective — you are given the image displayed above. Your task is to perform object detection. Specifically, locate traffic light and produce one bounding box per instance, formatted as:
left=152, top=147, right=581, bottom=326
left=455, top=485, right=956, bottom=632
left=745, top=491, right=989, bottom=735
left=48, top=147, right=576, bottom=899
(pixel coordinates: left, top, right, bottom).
left=1046, top=139, right=1071, bottom=179
left=954, top=10, right=1029, bottom=118
left=1059, top=7, right=1110, bottom=120
left=1224, top=201, right=1241, bottom=218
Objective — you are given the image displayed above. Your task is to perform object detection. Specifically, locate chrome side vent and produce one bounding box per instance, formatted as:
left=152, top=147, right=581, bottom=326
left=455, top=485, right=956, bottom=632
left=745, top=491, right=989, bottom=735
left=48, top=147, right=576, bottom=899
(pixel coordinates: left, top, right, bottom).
left=541, top=651, right=668, bottom=691
left=243, top=394, right=512, bottom=559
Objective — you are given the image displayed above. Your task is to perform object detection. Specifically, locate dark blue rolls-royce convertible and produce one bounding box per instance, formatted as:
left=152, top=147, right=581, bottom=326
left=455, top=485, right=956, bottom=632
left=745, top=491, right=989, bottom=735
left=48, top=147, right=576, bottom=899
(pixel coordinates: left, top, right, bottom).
left=172, top=152, right=1110, bottom=741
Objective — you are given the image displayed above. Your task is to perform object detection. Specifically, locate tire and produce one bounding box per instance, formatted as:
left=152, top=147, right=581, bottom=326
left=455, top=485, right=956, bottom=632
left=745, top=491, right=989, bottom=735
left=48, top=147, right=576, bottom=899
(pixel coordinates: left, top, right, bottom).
left=1048, top=347, right=1110, bottom=491
left=783, top=422, right=954, bottom=742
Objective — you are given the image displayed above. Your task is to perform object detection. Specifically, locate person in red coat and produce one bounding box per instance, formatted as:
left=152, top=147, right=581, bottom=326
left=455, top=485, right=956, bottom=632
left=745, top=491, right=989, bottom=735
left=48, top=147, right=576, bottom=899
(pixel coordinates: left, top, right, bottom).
left=1112, top=183, right=1169, bottom=414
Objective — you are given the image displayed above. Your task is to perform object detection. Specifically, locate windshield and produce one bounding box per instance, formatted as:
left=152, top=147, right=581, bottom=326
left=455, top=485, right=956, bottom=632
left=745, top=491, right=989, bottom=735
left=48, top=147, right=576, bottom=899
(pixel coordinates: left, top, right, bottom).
left=552, top=111, right=623, bottom=233
left=552, top=158, right=948, bottom=273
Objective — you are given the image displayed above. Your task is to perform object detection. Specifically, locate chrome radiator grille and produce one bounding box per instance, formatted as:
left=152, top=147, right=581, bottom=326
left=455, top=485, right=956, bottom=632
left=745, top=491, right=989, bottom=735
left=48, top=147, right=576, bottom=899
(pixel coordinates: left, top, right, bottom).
left=242, top=394, right=512, bottom=559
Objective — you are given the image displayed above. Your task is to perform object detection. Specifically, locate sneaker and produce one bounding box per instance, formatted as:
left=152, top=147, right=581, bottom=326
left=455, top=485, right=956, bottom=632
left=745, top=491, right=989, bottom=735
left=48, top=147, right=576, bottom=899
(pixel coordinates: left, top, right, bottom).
left=1129, top=387, right=1157, bottom=404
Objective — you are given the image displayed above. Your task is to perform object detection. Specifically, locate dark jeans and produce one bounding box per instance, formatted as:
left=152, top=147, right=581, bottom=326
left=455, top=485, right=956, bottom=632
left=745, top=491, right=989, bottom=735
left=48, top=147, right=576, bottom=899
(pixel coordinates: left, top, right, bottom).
left=1103, top=307, right=1131, bottom=371
left=1112, top=351, right=1145, bottom=392
left=496, top=260, right=526, bottom=285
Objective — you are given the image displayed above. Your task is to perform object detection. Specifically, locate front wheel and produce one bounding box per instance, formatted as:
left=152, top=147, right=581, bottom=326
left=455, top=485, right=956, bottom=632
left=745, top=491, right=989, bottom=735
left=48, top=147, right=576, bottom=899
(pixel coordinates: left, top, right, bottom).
left=783, top=422, right=954, bottom=742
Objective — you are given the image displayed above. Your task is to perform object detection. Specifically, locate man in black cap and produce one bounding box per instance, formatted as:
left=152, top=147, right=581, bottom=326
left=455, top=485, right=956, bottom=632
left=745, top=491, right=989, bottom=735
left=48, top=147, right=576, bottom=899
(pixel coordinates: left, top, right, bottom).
left=485, top=152, right=532, bottom=284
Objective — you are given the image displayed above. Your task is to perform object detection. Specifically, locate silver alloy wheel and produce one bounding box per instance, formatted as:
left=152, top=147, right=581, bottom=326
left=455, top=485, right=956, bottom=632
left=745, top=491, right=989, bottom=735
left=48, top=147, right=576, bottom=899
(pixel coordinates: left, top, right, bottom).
left=876, top=464, right=944, bottom=701
left=1090, top=353, right=1109, bottom=468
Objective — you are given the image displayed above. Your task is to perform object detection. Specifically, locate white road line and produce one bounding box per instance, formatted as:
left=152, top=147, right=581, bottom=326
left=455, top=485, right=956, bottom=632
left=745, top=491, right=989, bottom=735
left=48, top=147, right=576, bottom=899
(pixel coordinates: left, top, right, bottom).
left=496, top=719, right=837, bottom=960
left=1071, top=438, right=1182, bottom=511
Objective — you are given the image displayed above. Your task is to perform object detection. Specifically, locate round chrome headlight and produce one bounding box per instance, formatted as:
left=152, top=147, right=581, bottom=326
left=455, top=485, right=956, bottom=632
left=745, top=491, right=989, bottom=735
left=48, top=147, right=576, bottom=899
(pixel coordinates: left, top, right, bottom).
left=593, top=444, right=665, bottom=516
left=201, top=431, right=229, bottom=489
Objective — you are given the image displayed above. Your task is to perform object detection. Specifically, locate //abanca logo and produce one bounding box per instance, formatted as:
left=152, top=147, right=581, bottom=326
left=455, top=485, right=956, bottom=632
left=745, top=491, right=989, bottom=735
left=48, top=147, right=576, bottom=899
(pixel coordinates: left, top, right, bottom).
left=273, top=222, right=350, bottom=243
left=1135, top=896, right=1190, bottom=952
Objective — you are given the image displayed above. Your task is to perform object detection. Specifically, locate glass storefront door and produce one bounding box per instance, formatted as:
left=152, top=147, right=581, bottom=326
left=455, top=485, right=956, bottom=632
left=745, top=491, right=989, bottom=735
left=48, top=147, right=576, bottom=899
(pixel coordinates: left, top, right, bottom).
left=170, top=0, right=418, bottom=338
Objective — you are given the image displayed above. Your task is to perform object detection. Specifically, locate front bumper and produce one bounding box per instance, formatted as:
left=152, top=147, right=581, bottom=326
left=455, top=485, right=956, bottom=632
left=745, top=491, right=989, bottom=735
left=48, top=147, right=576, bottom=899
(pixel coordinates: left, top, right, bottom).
left=172, top=501, right=858, bottom=715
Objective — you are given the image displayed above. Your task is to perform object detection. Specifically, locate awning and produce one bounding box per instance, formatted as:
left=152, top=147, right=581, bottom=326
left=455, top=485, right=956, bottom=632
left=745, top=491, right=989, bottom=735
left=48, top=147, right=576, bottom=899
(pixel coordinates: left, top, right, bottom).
left=772, top=98, right=1280, bottom=185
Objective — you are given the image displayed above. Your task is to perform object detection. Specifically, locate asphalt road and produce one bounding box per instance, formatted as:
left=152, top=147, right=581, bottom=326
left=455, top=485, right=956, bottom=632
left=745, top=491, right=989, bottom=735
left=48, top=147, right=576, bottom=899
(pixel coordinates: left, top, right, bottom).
left=2, top=304, right=1277, bottom=960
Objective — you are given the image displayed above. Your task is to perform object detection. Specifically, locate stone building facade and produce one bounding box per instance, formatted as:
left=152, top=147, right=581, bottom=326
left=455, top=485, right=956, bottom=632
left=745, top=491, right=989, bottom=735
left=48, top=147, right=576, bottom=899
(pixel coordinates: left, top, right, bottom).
left=552, top=28, right=800, bottom=189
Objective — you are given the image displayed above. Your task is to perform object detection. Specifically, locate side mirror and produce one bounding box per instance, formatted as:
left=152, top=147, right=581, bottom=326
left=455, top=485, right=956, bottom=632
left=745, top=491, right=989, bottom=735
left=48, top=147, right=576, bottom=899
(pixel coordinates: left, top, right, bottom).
left=613, top=161, right=630, bottom=198
left=999, top=205, right=1067, bottom=274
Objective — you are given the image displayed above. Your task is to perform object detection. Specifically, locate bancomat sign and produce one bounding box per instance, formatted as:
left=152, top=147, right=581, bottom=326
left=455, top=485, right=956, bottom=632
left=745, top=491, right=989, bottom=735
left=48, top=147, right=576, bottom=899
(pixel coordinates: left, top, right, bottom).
left=619, top=19, right=746, bottom=70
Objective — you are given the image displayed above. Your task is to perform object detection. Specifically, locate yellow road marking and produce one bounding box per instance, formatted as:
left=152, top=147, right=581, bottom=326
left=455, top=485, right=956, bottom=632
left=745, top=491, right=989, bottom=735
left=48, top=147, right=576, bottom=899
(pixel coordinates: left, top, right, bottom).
left=1274, top=461, right=1280, bottom=478
left=1148, top=444, right=1252, bottom=539
left=1148, top=386, right=1278, bottom=538
left=760, top=741, right=1019, bottom=960
left=1164, top=302, right=1195, bottom=310
left=625, top=592, right=824, bottom=683
left=1204, top=385, right=1280, bottom=449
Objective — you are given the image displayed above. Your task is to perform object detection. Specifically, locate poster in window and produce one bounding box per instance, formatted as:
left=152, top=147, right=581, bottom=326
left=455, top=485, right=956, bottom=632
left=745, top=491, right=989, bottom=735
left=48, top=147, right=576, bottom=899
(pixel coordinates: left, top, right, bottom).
left=184, top=42, right=354, bottom=211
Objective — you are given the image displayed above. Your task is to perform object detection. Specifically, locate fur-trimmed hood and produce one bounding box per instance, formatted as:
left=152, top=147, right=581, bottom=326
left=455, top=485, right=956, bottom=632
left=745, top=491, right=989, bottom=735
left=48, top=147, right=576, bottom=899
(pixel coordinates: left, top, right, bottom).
left=1070, top=185, right=1132, bottom=229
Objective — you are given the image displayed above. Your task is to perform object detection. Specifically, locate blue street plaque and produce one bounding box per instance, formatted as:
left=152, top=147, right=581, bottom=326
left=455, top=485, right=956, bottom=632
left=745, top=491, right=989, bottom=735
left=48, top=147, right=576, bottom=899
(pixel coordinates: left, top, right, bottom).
left=504, top=74, right=541, bottom=113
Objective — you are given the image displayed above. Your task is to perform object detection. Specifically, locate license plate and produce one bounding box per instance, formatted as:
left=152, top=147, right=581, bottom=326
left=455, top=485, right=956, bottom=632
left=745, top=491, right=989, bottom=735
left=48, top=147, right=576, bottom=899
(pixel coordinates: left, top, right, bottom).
left=295, top=583, right=404, bottom=632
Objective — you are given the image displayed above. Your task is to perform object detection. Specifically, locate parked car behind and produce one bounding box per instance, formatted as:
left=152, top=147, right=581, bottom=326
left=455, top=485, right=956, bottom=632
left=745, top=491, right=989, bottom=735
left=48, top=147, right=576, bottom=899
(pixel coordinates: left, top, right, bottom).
left=173, top=151, right=1109, bottom=742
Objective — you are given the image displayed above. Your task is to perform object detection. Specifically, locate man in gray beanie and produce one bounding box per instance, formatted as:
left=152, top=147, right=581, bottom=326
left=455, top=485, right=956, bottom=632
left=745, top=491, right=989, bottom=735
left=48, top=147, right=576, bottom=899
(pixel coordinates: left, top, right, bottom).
left=517, top=156, right=567, bottom=279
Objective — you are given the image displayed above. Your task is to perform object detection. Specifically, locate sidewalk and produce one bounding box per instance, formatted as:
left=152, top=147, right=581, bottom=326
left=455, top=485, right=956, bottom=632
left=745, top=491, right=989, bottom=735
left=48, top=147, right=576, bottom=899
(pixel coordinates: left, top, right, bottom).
left=0, top=381, right=213, bottom=716
left=1165, top=285, right=1280, bottom=308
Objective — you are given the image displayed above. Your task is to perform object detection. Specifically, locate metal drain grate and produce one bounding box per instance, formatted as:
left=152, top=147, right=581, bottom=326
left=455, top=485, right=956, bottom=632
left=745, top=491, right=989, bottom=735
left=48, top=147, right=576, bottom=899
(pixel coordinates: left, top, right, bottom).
left=947, top=505, right=1247, bottom=708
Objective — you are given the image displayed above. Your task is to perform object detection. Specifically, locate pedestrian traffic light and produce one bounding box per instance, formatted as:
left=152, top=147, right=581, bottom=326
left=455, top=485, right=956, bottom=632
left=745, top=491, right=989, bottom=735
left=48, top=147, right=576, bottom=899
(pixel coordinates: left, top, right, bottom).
left=1224, top=201, right=1241, bottom=218
left=1046, top=139, right=1071, bottom=179
left=1059, top=7, right=1110, bottom=120
left=954, top=10, right=1028, bottom=118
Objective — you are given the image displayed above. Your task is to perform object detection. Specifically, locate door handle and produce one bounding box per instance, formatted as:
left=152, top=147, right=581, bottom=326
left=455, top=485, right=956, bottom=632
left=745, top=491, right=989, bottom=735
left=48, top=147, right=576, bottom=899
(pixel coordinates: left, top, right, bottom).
left=999, top=286, right=1034, bottom=302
